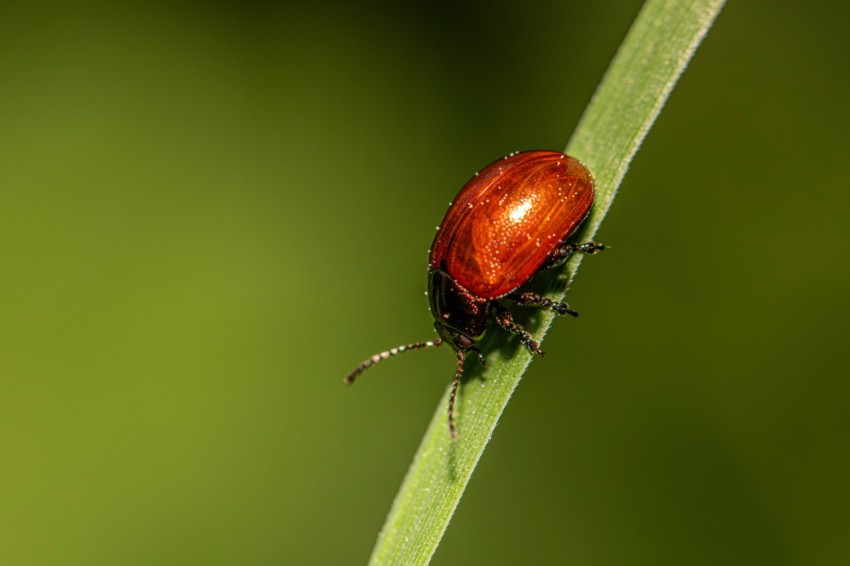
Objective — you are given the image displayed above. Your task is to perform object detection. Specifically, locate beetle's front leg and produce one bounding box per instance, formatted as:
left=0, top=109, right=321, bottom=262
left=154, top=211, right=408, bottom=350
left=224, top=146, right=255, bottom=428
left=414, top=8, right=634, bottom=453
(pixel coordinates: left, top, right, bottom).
left=490, top=302, right=544, bottom=356
left=507, top=291, right=579, bottom=317
left=544, top=241, right=605, bottom=269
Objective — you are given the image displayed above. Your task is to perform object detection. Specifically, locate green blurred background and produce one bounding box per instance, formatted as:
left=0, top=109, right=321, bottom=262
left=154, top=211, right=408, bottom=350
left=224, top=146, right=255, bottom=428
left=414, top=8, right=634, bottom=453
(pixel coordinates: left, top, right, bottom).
left=1, top=1, right=848, bottom=564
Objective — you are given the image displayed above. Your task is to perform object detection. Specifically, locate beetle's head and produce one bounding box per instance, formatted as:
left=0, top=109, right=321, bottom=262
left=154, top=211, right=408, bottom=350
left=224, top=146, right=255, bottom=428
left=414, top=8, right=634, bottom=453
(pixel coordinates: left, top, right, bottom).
left=427, top=268, right=489, bottom=350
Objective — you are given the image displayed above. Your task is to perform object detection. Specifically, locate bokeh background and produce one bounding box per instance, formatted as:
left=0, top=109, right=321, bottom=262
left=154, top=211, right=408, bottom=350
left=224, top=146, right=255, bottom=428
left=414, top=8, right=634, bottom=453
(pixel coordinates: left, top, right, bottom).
left=2, top=1, right=848, bottom=564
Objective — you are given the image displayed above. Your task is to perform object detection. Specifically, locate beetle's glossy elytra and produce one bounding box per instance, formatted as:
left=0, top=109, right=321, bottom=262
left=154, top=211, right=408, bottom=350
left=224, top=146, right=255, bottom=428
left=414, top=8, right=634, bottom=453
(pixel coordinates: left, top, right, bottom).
left=430, top=151, right=594, bottom=298
left=345, top=150, right=604, bottom=439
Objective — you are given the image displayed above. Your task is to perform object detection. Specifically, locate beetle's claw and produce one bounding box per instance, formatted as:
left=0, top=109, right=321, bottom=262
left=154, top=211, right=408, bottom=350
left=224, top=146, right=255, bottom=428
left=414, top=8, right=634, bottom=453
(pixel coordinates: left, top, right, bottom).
left=554, top=303, right=579, bottom=317
left=527, top=340, right=545, bottom=357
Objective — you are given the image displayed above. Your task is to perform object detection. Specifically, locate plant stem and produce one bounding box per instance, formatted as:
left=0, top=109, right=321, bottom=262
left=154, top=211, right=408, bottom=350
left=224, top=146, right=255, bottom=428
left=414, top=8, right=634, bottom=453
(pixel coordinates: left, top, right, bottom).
left=369, top=1, right=727, bottom=564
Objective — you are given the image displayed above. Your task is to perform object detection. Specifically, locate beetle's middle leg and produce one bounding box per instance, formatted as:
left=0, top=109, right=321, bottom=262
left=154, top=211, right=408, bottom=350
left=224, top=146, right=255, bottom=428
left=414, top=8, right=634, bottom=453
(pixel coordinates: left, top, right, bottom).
left=491, top=302, right=544, bottom=356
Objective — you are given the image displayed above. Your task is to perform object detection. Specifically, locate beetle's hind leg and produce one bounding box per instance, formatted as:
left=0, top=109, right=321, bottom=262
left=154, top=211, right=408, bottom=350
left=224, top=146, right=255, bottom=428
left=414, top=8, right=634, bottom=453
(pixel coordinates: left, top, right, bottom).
left=543, top=240, right=605, bottom=269
left=491, top=302, right=545, bottom=356
left=507, top=291, right=579, bottom=318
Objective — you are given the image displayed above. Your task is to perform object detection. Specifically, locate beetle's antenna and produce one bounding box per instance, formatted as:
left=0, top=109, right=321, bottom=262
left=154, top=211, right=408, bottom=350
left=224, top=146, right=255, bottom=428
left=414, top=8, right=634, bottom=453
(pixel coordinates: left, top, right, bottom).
left=448, top=349, right=466, bottom=439
left=344, top=339, right=443, bottom=385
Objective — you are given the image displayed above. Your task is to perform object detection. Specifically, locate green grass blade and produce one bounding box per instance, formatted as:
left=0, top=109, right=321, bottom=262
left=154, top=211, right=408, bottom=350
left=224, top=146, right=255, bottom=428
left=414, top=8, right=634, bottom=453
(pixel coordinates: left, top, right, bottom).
left=368, top=1, right=727, bottom=564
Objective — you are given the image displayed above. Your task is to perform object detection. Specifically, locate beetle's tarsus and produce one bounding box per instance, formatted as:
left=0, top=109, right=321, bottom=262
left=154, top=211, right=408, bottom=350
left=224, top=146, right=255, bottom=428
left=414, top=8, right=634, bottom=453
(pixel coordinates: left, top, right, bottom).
left=544, top=240, right=606, bottom=268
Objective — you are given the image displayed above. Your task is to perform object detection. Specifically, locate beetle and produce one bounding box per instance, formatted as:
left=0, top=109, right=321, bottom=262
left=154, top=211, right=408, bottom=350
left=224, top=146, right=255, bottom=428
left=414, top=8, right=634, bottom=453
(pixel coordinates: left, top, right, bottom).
left=344, top=150, right=604, bottom=438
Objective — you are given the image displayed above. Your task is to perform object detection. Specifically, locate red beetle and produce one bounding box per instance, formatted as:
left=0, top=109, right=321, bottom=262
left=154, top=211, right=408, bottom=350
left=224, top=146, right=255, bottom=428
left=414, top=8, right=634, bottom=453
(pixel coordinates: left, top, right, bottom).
left=345, top=150, right=603, bottom=438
